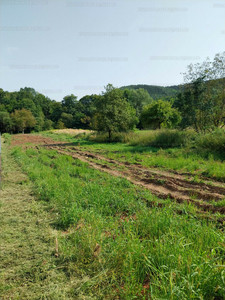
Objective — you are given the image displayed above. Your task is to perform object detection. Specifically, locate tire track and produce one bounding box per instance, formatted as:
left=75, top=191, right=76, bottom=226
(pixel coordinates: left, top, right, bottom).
left=45, top=145, right=225, bottom=215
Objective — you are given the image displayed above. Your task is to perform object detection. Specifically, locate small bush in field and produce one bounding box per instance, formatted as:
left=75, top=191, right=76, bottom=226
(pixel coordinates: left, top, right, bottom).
left=150, top=129, right=197, bottom=148
left=195, top=128, right=225, bottom=152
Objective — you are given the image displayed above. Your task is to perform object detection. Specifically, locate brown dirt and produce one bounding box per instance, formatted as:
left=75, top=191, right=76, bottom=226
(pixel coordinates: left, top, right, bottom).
left=10, top=134, right=60, bottom=148
left=11, top=135, right=225, bottom=215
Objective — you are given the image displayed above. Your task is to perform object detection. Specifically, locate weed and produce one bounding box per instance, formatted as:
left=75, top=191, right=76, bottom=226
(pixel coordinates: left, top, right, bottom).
left=157, top=179, right=166, bottom=185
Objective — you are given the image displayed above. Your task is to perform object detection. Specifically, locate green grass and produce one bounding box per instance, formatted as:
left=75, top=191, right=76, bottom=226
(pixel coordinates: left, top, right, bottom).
left=9, top=144, right=225, bottom=299
left=39, top=129, right=225, bottom=182
left=0, top=139, right=78, bottom=299
left=2, top=132, right=12, bottom=144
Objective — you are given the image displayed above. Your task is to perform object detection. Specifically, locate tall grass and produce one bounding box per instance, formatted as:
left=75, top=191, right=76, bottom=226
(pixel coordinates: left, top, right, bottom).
left=87, top=128, right=225, bottom=154
left=11, top=146, right=225, bottom=299
left=41, top=128, right=225, bottom=154
left=87, top=129, right=197, bottom=148
left=39, top=129, right=225, bottom=181
left=195, top=128, right=225, bottom=152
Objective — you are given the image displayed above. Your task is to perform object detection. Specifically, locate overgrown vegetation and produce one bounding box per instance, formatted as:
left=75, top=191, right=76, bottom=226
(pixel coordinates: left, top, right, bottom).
left=9, top=144, right=225, bottom=299
left=1, top=50, right=225, bottom=298
left=40, top=129, right=225, bottom=182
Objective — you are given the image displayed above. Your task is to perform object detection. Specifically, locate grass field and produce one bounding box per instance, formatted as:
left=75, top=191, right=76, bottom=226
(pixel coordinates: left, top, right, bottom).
left=40, top=130, right=225, bottom=182
left=1, top=130, right=225, bottom=299
left=0, top=138, right=77, bottom=299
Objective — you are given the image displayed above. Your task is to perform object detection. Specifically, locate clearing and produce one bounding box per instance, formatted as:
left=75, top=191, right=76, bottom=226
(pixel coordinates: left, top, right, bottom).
left=11, top=134, right=225, bottom=216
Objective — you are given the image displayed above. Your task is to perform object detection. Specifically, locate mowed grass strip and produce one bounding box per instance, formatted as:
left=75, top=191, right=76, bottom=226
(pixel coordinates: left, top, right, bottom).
left=9, top=145, right=225, bottom=299
left=0, top=141, right=80, bottom=299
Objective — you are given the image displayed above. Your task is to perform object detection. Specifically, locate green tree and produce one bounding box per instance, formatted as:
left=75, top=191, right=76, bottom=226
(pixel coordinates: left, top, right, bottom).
left=55, top=120, right=65, bottom=129
left=16, top=98, right=36, bottom=115
left=175, top=51, right=225, bottom=132
left=123, top=88, right=153, bottom=118
left=43, top=119, right=53, bottom=131
left=34, top=93, right=53, bottom=118
left=33, top=109, right=45, bottom=132
left=50, top=102, right=63, bottom=123
left=11, top=108, right=36, bottom=133
left=174, top=78, right=207, bottom=131
left=60, top=112, right=74, bottom=128
left=62, top=94, right=78, bottom=114
left=0, top=111, right=13, bottom=133
left=92, top=84, right=138, bottom=141
left=141, top=100, right=181, bottom=129
left=79, top=94, right=101, bottom=128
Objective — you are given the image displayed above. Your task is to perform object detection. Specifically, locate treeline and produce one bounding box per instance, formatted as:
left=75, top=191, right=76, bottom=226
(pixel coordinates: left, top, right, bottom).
left=0, top=86, right=155, bottom=134
left=120, top=84, right=179, bottom=100
left=0, top=51, right=224, bottom=136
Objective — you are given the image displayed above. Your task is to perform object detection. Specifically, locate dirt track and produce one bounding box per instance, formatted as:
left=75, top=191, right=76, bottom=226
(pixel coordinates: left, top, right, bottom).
left=12, top=134, right=225, bottom=215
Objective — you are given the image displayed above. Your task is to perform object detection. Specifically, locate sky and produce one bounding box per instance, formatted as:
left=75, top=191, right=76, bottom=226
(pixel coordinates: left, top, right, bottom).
left=0, top=0, right=225, bottom=102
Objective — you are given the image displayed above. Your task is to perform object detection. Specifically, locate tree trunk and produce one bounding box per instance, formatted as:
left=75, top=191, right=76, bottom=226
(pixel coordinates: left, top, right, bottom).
left=108, top=130, right=111, bottom=142
left=22, top=128, right=24, bottom=134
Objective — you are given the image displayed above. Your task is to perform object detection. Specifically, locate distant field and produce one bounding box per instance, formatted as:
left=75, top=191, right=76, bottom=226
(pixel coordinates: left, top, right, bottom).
left=52, top=128, right=93, bottom=134
left=4, top=132, right=225, bottom=299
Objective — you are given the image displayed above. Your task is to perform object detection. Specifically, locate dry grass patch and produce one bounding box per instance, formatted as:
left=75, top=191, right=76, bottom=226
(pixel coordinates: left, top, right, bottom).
left=52, top=129, right=93, bottom=135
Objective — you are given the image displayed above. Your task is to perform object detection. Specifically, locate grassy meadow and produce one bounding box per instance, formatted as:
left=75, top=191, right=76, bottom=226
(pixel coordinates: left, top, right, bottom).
left=41, top=129, right=225, bottom=182
left=3, top=129, right=225, bottom=299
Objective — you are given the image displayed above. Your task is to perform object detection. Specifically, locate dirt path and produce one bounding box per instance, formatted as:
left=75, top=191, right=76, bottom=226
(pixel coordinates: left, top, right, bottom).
left=0, top=140, right=78, bottom=299
left=44, top=144, right=225, bottom=215
left=9, top=134, right=225, bottom=215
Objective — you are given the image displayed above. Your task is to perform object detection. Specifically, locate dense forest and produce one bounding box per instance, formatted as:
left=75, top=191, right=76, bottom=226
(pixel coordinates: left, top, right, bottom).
left=0, top=52, right=224, bottom=135
left=0, top=85, right=171, bottom=134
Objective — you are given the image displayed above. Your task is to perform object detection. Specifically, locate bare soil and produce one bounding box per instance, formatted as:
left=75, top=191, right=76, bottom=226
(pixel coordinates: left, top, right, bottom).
left=11, top=134, right=225, bottom=215
left=10, top=134, right=58, bottom=147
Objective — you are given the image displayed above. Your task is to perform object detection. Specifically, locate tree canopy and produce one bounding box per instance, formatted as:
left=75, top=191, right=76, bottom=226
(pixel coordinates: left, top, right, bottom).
left=174, top=51, right=225, bottom=132
left=141, top=100, right=181, bottom=129
left=11, top=108, right=36, bottom=134
left=91, top=84, right=138, bottom=140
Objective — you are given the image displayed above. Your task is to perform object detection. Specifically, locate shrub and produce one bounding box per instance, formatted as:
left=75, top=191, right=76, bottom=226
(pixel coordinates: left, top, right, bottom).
left=195, top=128, right=225, bottom=152
left=150, top=129, right=196, bottom=148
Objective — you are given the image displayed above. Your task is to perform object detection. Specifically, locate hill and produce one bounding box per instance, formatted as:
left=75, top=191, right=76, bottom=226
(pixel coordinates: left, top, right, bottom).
left=119, top=84, right=181, bottom=100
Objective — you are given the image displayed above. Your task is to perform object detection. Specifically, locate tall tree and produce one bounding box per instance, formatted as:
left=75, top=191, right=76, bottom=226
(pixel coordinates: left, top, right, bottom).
left=0, top=111, right=13, bottom=133
left=123, top=88, right=153, bottom=118
left=62, top=94, right=78, bottom=114
left=11, top=108, right=36, bottom=133
left=92, top=84, right=138, bottom=141
left=175, top=51, right=225, bottom=132
left=141, top=100, right=181, bottom=129
left=60, top=112, right=74, bottom=128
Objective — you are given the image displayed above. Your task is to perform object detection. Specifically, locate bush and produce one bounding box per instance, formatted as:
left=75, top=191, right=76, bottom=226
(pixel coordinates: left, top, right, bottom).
left=150, top=129, right=196, bottom=148
left=195, top=129, right=225, bottom=152
left=129, top=129, right=196, bottom=148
